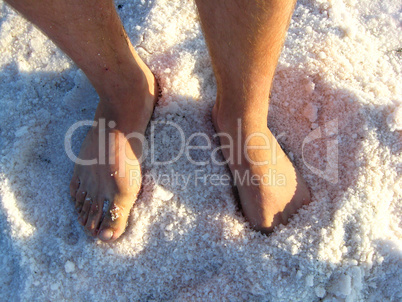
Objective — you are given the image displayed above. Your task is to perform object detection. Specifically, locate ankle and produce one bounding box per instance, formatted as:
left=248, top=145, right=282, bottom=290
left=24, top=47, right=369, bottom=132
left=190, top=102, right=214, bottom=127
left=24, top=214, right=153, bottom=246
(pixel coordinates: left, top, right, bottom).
left=98, top=65, right=153, bottom=101
left=94, top=70, right=156, bottom=129
left=212, top=98, right=269, bottom=134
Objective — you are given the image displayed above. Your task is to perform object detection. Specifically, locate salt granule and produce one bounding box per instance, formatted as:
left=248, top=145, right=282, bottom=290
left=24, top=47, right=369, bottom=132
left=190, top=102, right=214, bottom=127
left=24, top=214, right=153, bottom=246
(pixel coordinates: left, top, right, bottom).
left=318, top=51, right=327, bottom=59
left=315, top=286, right=326, bottom=298
left=387, top=104, right=402, bottom=131
left=303, top=103, right=318, bottom=122
left=329, top=274, right=352, bottom=297
left=65, top=261, right=76, bottom=273
left=153, top=185, right=174, bottom=201
left=15, top=126, right=29, bottom=137
left=306, top=274, right=314, bottom=287
left=110, top=205, right=120, bottom=221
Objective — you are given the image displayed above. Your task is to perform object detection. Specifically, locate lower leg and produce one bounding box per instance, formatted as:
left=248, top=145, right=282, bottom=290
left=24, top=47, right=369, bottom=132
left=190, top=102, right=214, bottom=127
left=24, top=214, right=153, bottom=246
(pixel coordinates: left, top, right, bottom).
left=5, top=0, right=157, bottom=241
left=5, top=0, right=154, bottom=104
left=195, top=0, right=310, bottom=232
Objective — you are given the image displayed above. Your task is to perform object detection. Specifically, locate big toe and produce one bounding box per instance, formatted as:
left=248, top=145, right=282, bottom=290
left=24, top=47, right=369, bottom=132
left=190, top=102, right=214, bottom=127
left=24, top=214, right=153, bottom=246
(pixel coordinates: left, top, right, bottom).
left=98, top=195, right=133, bottom=242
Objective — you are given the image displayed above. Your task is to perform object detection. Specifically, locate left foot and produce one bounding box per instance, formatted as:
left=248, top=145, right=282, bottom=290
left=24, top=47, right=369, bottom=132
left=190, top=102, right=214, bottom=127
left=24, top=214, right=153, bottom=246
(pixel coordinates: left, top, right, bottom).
left=212, top=105, right=311, bottom=233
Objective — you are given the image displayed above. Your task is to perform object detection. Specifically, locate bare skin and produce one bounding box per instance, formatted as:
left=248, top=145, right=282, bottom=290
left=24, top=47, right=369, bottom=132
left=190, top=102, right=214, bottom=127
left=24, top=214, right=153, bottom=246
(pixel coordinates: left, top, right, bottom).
left=196, top=0, right=311, bottom=232
left=6, top=0, right=157, bottom=241
left=6, top=0, right=311, bottom=240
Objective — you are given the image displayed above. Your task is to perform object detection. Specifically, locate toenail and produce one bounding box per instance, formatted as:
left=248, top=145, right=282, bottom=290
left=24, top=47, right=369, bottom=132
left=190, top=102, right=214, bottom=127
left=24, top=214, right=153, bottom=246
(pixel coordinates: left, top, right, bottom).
left=98, top=229, right=113, bottom=241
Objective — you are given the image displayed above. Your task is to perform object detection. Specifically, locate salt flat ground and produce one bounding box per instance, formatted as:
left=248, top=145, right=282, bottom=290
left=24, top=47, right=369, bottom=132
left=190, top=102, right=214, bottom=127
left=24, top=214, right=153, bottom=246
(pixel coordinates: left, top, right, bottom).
left=0, top=0, right=401, bottom=301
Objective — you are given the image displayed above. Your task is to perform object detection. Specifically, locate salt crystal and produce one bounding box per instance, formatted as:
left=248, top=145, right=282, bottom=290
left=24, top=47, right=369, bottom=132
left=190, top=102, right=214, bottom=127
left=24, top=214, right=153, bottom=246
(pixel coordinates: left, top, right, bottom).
left=338, top=274, right=352, bottom=296
left=315, top=286, right=326, bottom=298
left=303, top=103, right=318, bottom=122
left=110, top=205, right=121, bottom=221
left=288, top=151, right=294, bottom=161
left=65, top=260, right=76, bottom=273
left=306, top=274, right=314, bottom=287
left=15, top=126, right=29, bottom=138
left=329, top=273, right=352, bottom=296
left=387, top=104, right=402, bottom=131
left=153, top=185, right=174, bottom=201
left=318, top=51, right=327, bottom=59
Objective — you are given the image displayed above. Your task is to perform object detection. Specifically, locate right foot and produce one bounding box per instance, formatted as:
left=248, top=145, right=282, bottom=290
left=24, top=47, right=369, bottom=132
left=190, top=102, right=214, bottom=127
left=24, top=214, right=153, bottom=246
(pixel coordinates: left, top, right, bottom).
left=69, top=63, right=157, bottom=242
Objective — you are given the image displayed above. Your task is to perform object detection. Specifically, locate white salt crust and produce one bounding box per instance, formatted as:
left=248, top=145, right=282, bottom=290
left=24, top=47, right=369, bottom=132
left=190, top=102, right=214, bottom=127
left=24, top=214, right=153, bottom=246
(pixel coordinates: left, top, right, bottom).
left=0, top=0, right=401, bottom=301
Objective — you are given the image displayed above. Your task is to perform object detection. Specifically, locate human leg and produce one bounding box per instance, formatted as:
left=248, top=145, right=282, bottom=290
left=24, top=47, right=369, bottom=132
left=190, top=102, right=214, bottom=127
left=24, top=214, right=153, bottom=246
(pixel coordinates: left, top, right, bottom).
left=5, top=0, right=157, bottom=241
left=194, top=0, right=310, bottom=233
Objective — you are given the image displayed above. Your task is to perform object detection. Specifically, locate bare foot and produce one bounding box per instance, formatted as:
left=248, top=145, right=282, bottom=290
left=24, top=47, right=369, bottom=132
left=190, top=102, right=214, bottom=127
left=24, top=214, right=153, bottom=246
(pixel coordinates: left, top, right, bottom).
left=69, top=66, right=157, bottom=242
left=212, top=105, right=311, bottom=233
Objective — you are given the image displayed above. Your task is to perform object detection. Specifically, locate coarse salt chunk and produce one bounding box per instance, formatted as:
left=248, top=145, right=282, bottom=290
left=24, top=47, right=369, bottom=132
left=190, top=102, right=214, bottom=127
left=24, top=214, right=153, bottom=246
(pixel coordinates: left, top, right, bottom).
left=329, top=273, right=352, bottom=296
left=315, top=286, right=326, bottom=298
left=303, top=103, right=318, bottom=122
left=387, top=104, right=402, bottom=131
left=15, top=126, right=29, bottom=138
left=318, top=51, right=327, bottom=59
left=153, top=185, right=174, bottom=201
left=338, top=274, right=352, bottom=296
left=306, top=274, right=314, bottom=287
left=304, top=81, right=315, bottom=95
left=65, top=260, right=76, bottom=273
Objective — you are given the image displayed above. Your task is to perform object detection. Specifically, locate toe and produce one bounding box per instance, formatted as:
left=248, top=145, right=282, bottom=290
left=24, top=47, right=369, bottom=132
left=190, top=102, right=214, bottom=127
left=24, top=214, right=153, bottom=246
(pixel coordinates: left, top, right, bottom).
left=70, top=175, right=80, bottom=200
left=85, top=199, right=104, bottom=235
left=75, top=188, right=87, bottom=213
left=78, top=194, right=92, bottom=226
left=98, top=195, right=133, bottom=242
